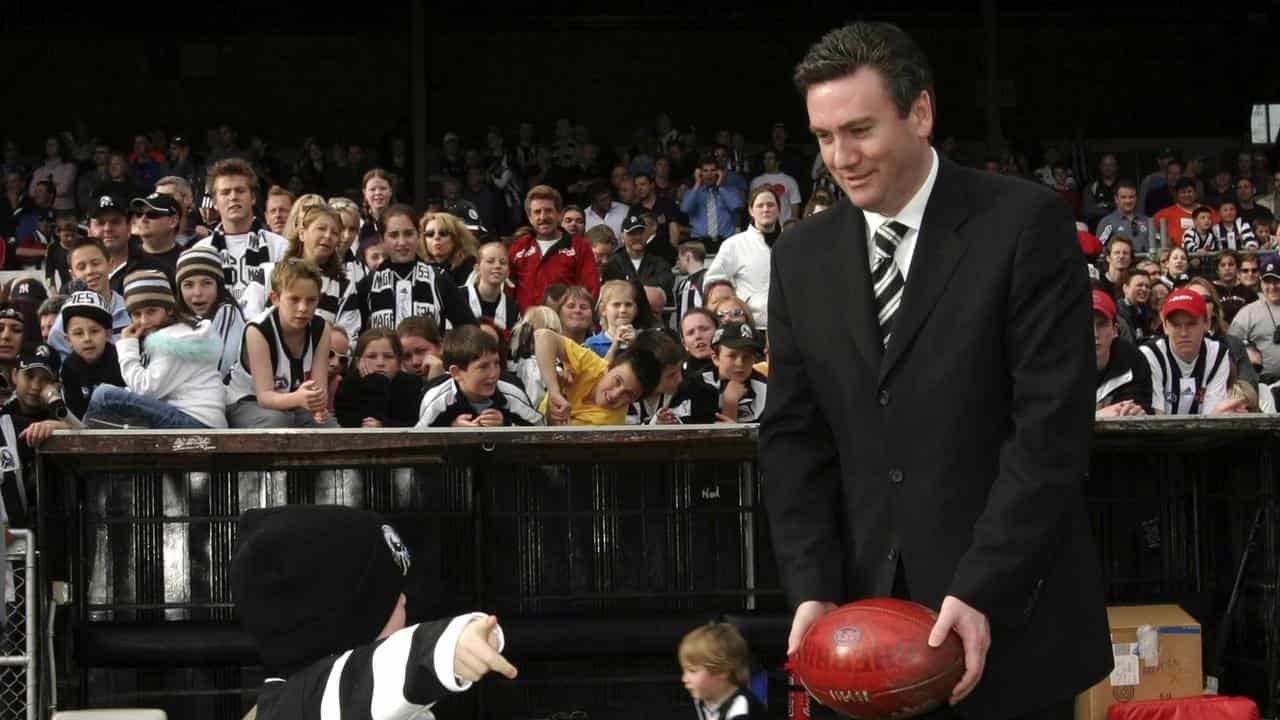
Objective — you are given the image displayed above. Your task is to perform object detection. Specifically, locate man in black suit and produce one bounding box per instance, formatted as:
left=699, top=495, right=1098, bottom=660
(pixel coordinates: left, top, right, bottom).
left=601, top=212, right=675, bottom=301
left=761, top=22, right=1110, bottom=720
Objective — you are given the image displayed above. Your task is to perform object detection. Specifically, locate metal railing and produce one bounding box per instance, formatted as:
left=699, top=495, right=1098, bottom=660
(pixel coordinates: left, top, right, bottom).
left=27, top=418, right=1280, bottom=718
left=0, top=529, right=36, bottom=720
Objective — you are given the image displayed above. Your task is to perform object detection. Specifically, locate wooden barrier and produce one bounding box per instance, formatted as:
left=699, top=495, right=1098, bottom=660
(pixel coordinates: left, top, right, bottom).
left=31, top=418, right=1280, bottom=718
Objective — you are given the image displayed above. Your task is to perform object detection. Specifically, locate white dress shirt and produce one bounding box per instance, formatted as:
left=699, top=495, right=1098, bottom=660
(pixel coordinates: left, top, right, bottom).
left=584, top=202, right=630, bottom=239
left=861, top=148, right=940, bottom=280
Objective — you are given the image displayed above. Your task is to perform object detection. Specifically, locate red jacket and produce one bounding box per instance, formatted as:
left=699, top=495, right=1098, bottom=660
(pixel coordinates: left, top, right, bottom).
left=508, top=232, right=600, bottom=312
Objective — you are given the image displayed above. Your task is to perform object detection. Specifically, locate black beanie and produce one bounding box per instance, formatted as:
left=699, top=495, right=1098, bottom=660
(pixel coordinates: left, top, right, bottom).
left=230, top=505, right=411, bottom=674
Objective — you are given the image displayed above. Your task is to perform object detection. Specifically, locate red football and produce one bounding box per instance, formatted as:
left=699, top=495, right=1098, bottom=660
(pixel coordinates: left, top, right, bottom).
left=791, top=598, right=964, bottom=719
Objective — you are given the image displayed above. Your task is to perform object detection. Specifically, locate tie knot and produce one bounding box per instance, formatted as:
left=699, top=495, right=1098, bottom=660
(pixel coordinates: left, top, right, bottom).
left=877, top=220, right=909, bottom=246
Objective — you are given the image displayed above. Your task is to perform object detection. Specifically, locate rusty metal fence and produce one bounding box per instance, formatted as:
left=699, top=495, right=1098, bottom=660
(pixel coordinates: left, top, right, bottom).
left=25, top=418, right=1280, bottom=719
left=0, top=529, right=36, bottom=720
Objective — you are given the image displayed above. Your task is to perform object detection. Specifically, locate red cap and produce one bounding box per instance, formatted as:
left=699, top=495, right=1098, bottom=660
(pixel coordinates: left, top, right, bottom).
left=1091, top=289, right=1116, bottom=322
left=1077, top=229, right=1102, bottom=258
left=1161, top=288, right=1208, bottom=321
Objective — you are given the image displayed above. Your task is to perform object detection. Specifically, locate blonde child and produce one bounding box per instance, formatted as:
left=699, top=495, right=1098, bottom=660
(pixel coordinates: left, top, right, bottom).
left=678, top=623, right=765, bottom=720
left=466, top=241, right=517, bottom=330
left=225, top=258, right=335, bottom=428
left=583, top=279, right=638, bottom=358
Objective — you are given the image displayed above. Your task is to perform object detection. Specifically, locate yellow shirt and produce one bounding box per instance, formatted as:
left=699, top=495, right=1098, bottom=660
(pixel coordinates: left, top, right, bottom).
left=538, top=338, right=627, bottom=425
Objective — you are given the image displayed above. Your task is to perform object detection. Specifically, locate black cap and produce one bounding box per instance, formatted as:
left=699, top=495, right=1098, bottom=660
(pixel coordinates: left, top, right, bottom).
left=1157, top=146, right=1177, bottom=159
left=18, top=344, right=60, bottom=377
left=447, top=201, right=488, bottom=235
left=90, top=194, right=129, bottom=220
left=712, top=322, right=765, bottom=352
left=8, top=277, right=48, bottom=306
left=621, top=213, right=646, bottom=234
left=131, top=192, right=179, bottom=216
left=1262, top=259, right=1280, bottom=281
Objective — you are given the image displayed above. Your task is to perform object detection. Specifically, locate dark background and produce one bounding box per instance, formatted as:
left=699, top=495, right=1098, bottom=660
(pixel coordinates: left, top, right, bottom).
left=3, top=2, right=1277, bottom=162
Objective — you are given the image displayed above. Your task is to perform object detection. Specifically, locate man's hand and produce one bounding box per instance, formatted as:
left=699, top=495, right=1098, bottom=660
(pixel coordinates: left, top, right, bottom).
left=361, top=417, right=382, bottom=428
left=787, top=600, right=837, bottom=656
left=928, top=595, right=990, bottom=705
left=654, top=408, right=680, bottom=425
left=453, top=615, right=518, bottom=683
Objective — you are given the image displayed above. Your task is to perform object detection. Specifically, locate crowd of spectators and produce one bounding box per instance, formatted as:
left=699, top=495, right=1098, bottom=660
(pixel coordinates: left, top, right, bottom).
left=1, top=120, right=1279, bottom=522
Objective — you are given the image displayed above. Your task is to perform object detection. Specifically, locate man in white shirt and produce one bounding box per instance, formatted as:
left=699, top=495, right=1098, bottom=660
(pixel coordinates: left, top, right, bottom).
left=1229, top=257, right=1280, bottom=382
left=749, top=150, right=803, bottom=224
left=583, top=182, right=629, bottom=238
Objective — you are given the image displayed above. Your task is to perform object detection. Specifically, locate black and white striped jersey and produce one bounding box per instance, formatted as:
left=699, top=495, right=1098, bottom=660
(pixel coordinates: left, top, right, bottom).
left=254, top=613, right=501, bottom=720
left=1139, top=336, right=1231, bottom=415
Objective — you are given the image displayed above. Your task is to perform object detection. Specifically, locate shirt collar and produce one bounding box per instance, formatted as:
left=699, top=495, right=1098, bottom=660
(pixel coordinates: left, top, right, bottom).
left=862, top=147, right=939, bottom=235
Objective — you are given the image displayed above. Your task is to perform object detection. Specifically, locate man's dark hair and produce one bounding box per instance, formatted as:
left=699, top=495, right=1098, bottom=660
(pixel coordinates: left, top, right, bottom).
left=1173, top=177, right=1196, bottom=191
left=1050, top=161, right=1068, bottom=172
left=1122, top=269, right=1150, bottom=285
left=587, top=181, right=611, bottom=200
left=1114, top=178, right=1138, bottom=195
left=793, top=22, right=934, bottom=118
left=442, top=324, right=499, bottom=370
left=1218, top=198, right=1237, bottom=210
left=633, top=171, right=654, bottom=183
left=700, top=154, right=720, bottom=170
left=1192, top=205, right=1214, bottom=220
left=611, top=346, right=662, bottom=397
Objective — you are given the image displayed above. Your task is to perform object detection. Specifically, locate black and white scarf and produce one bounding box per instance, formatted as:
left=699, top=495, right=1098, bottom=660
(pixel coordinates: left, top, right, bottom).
left=363, top=261, right=448, bottom=331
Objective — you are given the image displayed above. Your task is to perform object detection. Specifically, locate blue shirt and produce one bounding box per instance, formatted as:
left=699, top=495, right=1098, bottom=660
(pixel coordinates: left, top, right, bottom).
left=680, top=185, right=743, bottom=239
left=583, top=330, right=614, bottom=358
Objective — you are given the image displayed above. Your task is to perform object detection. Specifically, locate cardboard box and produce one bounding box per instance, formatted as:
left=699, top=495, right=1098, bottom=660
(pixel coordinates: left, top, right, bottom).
left=1075, top=605, right=1203, bottom=720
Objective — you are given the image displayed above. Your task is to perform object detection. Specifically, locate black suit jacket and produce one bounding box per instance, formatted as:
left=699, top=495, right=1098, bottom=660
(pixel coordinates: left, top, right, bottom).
left=760, top=158, right=1111, bottom=719
left=601, top=249, right=675, bottom=300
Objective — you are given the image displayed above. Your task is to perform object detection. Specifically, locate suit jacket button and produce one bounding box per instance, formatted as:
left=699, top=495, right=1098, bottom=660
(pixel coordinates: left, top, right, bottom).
left=878, top=389, right=891, bottom=406
left=889, top=469, right=903, bottom=484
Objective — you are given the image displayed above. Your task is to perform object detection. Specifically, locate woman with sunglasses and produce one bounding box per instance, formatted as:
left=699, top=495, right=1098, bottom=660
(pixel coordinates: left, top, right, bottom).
left=703, top=186, right=779, bottom=331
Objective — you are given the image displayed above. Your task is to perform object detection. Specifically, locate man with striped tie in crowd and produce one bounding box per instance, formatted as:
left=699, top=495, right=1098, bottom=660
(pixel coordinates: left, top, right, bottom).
left=760, top=21, right=1111, bottom=720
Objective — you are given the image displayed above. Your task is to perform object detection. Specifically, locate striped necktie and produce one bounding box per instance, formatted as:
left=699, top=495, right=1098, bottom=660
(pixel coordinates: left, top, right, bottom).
left=872, top=220, right=909, bottom=347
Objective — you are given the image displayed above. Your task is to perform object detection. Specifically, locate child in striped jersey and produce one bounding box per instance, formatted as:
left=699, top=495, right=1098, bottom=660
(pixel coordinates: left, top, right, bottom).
left=679, top=623, right=766, bottom=720
left=225, top=259, right=335, bottom=428
left=174, top=245, right=244, bottom=381
left=231, top=505, right=517, bottom=720
left=465, top=241, right=518, bottom=331
left=710, top=322, right=768, bottom=424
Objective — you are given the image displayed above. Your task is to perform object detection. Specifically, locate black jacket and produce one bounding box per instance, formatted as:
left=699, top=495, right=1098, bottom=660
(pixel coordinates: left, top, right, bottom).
left=761, top=157, right=1110, bottom=719
left=333, top=370, right=424, bottom=428
left=1096, top=337, right=1152, bottom=413
left=60, top=343, right=126, bottom=420
left=416, top=375, right=542, bottom=427
left=601, top=249, right=675, bottom=300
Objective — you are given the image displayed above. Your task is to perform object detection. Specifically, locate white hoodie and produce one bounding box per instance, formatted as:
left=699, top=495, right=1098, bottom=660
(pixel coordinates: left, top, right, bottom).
left=116, top=319, right=229, bottom=428
left=705, top=225, right=772, bottom=329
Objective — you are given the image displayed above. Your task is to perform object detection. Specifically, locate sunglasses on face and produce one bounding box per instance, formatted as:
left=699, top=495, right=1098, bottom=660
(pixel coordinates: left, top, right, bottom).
left=329, top=350, right=349, bottom=365
left=717, top=308, right=745, bottom=319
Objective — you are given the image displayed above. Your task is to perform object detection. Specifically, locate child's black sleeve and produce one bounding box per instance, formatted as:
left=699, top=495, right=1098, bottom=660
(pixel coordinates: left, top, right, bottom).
left=60, top=355, right=92, bottom=420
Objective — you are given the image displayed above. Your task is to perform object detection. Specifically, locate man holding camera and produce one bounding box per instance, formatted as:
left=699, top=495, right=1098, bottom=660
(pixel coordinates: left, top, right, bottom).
left=1229, top=258, right=1280, bottom=384
left=0, top=344, right=71, bottom=528
left=680, top=155, right=743, bottom=254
